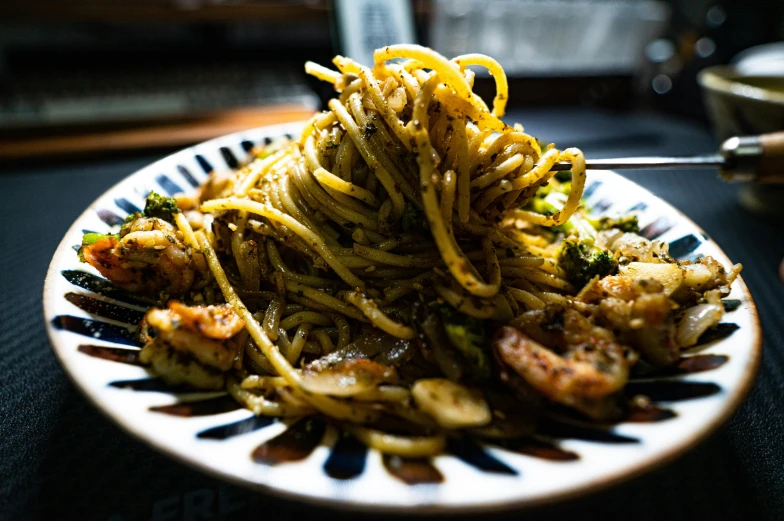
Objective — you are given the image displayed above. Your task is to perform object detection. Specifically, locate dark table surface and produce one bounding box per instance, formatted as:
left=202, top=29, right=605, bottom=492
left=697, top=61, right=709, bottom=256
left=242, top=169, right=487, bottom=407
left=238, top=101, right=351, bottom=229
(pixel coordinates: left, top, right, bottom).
left=1, top=108, right=783, bottom=521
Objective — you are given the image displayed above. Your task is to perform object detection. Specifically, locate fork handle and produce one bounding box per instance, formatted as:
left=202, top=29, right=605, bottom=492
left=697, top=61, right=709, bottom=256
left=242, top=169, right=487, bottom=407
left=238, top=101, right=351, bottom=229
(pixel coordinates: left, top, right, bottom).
left=721, top=131, right=784, bottom=183
left=759, top=132, right=784, bottom=182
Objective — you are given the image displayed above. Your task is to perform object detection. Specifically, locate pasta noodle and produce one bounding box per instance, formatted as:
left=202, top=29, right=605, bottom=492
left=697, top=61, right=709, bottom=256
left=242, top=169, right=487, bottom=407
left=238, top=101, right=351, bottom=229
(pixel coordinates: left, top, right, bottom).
left=78, top=45, right=741, bottom=456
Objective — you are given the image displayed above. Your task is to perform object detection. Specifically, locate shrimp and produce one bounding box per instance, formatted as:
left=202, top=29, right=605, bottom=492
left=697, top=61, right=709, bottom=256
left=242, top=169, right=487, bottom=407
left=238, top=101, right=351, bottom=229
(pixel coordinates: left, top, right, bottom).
left=139, top=302, right=245, bottom=389
left=494, top=307, right=632, bottom=418
left=81, top=216, right=200, bottom=296
left=580, top=275, right=679, bottom=367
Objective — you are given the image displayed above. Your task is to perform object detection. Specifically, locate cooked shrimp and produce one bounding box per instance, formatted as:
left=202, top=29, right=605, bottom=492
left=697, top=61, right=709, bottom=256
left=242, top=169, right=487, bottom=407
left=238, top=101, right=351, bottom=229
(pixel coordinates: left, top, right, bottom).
left=494, top=307, right=631, bottom=418
left=81, top=216, right=199, bottom=296
left=581, top=276, right=679, bottom=366
left=139, top=302, right=245, bottom=389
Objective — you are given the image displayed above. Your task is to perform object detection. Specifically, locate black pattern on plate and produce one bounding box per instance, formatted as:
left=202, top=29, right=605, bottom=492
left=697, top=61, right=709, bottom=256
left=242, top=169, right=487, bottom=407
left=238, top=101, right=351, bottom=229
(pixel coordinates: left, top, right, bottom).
left=446, top=437, right=517, bottom=475
left=108, top=377, right=209, bottom=394
left=625, top=405, right=677, bottom=423
left=493, top=437, right=579, bottom=461
left=197, top=415, right=275, bottom=440
left=591, top=199, right=612, bottom=214
left=155, top=174, right=184, bottom=196
left=195, top=154, right=213, bottom=174
left=323, top=434, right=368, bottom=480
left=219, top=147, right=240, bottom=169
left=383, top=455, right=443, bottom=485
left=52, top=315, right=140, bottom=346
left=150, top=395, right=243, bottom=417
left=640, top=217, right=673, bottom=239
left=722, top=299, right=741, bottom=312
left=668, top=234, right=702, bottom=259
left=695, top=323, right=740, bottom=346
left=537, top=417, right=639, bottom=444
left=62, top=270, right=149, bottom=306
left=624, top=381, right=721, bottom=402
left=627, top=202, right=648, bottom=212
left=96, top=208, right=125, bottom=226
left=638, top=355, right=729, bottom=378
left=252, top=417, right=326, bottom=465
left=240, top=140, right=255, bottom=152
left=114, top=198, right=141, bottom=215
left=177, top=165, right=200, bottom=187
left=77, top=344, right=144, bottom=366
left=65, top=292, right=145, bottom=324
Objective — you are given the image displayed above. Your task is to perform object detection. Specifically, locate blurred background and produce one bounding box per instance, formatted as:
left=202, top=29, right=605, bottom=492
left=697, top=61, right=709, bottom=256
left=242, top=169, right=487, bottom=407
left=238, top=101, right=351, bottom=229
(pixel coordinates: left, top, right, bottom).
left=0, top=0, right=782, bottom=160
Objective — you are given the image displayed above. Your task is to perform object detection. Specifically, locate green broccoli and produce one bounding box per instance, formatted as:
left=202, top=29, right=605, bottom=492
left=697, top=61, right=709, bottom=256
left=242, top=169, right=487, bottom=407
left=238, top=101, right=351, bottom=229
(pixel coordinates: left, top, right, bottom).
left=524, top=187, right=575, bottom=234
left=588, top=215, right=640, bottom=233
left=124, top=211, right=142, bottom=224
left=526, top=194, right=558, bottom=217
left=435, top=304, right=490, bottom=380
left=557, top=237, right=618, bottom=289
left=143, top=191, right=180, bottom=221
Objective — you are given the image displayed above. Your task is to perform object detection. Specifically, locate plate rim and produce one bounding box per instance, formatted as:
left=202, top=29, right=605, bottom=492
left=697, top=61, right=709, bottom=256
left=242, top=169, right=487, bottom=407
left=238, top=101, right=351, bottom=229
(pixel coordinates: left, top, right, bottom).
left=42, top=122, right=763, bottom=514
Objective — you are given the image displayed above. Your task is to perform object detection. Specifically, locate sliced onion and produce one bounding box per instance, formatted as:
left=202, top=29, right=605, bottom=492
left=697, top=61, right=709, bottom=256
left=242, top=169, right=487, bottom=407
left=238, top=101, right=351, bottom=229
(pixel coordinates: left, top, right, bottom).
left=675, top=303, right=723, bottom=347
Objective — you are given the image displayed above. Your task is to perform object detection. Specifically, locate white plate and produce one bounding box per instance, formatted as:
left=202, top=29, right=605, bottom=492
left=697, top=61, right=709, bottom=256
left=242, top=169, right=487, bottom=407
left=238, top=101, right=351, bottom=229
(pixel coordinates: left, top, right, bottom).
left=43, top=122, right=762, bottom=513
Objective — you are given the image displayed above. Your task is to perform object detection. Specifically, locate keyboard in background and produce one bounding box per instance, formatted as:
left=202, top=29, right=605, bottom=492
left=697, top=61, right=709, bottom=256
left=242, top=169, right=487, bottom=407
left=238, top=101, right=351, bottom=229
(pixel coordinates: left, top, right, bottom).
left=0, top=64, right=319, bottom=130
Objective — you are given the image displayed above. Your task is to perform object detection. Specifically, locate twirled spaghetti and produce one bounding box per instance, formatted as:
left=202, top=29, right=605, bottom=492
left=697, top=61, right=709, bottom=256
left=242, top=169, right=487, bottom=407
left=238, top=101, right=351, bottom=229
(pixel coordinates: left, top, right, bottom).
left=80, top=46, right=742, bottom=457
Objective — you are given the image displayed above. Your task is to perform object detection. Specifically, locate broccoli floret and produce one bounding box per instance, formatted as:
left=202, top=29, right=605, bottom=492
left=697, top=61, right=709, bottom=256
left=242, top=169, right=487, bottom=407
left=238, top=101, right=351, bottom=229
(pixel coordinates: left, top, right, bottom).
left=558, top=238, right=618, bottom=289
left=124, top=211, right=142, bottom=224
left=143, top=191, right=180, bottom=221
left=435, top=304, right=490, bottom=380
left=588, top=215, right=640, bottom=233
left=555, top=180, right=572, bottom=194
left=523, top=186, right=576, bottom=235
left=526, top=195, right=557, bottom=216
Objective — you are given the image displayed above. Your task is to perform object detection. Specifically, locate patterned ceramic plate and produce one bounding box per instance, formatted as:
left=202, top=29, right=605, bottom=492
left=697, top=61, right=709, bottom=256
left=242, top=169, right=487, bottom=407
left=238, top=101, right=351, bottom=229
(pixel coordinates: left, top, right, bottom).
left=43, top=122, right=762, bottom=513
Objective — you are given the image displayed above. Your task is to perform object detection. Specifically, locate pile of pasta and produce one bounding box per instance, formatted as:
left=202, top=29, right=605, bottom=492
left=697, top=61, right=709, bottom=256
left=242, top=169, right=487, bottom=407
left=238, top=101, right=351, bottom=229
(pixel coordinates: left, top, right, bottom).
left=166, top=45, right=591, bottom=454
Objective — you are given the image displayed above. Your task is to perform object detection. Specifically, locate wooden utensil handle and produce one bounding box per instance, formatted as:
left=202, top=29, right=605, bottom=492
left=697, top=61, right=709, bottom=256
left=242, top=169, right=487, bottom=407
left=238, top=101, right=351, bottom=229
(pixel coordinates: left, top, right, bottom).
left=759, top=131, right=784, bottom=183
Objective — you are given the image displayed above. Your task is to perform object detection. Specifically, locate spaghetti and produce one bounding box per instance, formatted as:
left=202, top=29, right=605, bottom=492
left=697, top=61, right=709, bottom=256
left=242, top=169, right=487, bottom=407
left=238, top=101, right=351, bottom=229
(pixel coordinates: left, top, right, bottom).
left=79, top=46, right=742, bottom=457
